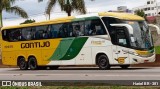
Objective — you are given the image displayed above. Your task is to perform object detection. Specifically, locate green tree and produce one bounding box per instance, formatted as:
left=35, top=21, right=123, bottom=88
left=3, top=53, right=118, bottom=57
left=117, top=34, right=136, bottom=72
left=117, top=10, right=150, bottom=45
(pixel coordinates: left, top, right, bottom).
left=20, top=19, right=35, bottom=24
left=0, top=0, right=28, bottom=27
left=45, top=0, right=86, bottom=19
left=135, top=9, right=145, bottom=17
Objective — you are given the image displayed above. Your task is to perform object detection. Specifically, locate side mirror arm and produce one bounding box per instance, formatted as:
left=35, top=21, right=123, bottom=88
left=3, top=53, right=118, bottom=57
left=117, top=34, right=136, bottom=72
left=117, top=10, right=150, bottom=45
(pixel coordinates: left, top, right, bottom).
left=110, top=24, right=134, bottom=35
left=148, top=24, right=160, bottom=35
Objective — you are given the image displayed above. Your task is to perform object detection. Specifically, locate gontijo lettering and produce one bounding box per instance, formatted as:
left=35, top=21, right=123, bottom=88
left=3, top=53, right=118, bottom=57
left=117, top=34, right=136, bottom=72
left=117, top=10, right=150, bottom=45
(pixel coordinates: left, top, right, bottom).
left=21, top=41, right=50, bottom=49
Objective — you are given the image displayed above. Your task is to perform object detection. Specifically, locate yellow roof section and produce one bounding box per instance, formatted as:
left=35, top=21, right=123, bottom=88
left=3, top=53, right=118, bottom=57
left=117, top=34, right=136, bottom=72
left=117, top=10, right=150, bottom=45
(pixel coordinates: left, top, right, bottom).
left=2, top=16, right=75, bottom=30
left=99, top=12, right=145, bottom=21
left=2, top=12, right=144, bottom=30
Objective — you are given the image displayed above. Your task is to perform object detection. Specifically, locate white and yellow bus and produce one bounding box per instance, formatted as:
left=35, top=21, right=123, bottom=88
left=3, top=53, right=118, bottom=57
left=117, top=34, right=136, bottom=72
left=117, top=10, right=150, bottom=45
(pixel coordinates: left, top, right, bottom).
left=1, top=12, right=160, bottom=70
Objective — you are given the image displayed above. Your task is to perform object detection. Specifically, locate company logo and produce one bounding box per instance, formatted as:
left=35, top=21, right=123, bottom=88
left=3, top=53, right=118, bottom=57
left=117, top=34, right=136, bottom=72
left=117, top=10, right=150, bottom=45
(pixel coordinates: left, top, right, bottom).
left=115, top=57, right=127, bottom=64
left=2, top=81, right=12, bottom=86
left=21, top=41, right=50, bottom=49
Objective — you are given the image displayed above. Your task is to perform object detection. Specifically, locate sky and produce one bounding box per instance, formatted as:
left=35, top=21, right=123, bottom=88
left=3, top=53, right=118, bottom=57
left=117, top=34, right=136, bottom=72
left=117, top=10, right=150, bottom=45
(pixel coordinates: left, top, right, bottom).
left=3, top=0, right=160, bottom=26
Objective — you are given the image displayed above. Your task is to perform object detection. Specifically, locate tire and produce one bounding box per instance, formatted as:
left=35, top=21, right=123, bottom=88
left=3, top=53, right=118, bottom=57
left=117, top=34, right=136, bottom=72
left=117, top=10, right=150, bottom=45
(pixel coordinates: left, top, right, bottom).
left=49, top=66, right=59, bottom=70
left=97, top=55, right=110, bottom=70
left=120, top=65, right=130, bottom=69
left=28, top=57, right=38, bottom=70
left=18, top=57, right=28, bottom=70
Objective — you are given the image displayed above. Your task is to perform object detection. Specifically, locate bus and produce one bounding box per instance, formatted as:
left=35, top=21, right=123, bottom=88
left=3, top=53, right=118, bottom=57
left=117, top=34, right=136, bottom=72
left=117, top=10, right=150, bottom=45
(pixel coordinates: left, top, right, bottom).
left=1, top=12, right=160, bottom=70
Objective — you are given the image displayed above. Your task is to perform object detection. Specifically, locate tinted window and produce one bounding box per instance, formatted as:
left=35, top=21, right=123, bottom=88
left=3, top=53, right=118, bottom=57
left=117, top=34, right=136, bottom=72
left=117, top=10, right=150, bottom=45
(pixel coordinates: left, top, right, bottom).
left=57, top=23, right=68, bottom=38
left=9, top=29, right=21, bottom=41
left=69, top=21, right=85, bottom=37
left=116, top=28, right=128, bottom=47
left=21, top=27, right=35, bottom=40
left=102, top=17, right=130, bottom=47
left=35, top=26, right=48, bottom=39
left=2, top=18, right=107, bottom=42
left=102, top=17, right=122, bottom=35
left=85, top=19, right=107, bottom=36
left=108, top=27, right=130, bottom=47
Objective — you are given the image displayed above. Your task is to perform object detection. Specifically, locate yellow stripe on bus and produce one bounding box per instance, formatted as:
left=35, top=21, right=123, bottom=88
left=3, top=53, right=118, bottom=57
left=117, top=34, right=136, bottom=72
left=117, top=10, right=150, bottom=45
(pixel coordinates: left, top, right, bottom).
left=2, top=38, right=62, bottom=66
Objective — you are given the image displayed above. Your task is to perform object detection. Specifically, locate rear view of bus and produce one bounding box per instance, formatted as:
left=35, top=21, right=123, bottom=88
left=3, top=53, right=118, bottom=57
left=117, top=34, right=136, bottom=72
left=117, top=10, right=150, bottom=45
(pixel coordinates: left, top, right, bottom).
left=1, top=12, right=160, bottom=70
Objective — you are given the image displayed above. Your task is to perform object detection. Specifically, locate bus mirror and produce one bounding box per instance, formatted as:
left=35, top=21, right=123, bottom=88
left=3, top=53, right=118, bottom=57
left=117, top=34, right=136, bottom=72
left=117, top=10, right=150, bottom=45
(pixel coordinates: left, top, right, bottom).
left=110, top=24, right=134, bottom=35
left=148, top=24, right=160, bottom=35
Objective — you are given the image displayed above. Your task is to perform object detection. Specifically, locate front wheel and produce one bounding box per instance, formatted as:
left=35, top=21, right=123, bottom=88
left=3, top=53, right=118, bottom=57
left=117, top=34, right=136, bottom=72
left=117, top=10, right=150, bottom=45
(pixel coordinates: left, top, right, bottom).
left=28, top=57, right=38, bottom=70
left=97, top=55, right=110, bottom=70
left=18, top=57, right=28, bottom=70
left=120, top=65, right=130, bottom=69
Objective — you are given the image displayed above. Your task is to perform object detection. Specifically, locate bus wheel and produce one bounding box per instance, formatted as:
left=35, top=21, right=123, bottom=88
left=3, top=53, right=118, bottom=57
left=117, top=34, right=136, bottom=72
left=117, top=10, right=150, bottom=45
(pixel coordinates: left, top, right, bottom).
left=18, top=57, right=28, bottom=70
left=120, top=65, right=130, bottom=69
left=28, top=57, right=38, bottom=70
left=49, top=66, right=59, bottom=70
left=97, top=55, right=110, bottom=70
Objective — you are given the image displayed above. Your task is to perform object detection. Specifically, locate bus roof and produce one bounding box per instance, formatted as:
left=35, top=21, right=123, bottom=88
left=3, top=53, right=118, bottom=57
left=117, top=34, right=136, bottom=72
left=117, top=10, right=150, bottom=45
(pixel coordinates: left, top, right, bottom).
left=2, top=12, right=144, bottom=30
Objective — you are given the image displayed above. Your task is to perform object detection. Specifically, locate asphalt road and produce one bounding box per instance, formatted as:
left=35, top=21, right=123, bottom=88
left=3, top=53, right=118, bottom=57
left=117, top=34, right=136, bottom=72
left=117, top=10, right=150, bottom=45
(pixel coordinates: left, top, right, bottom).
left=0, top=67, right=160, bottom=80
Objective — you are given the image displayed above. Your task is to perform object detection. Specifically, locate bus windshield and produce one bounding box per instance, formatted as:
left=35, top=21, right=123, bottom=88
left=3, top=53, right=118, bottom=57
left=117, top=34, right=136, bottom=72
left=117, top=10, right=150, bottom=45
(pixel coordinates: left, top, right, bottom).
left=125, top=21, right=154, bottom=50
left=102, top=17, right=153, bottom=50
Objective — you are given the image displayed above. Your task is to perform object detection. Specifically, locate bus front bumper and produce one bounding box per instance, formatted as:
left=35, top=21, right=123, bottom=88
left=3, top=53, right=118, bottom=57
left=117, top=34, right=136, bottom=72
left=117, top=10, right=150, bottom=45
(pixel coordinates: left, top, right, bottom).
left=131, top=54, right=156, bottom=64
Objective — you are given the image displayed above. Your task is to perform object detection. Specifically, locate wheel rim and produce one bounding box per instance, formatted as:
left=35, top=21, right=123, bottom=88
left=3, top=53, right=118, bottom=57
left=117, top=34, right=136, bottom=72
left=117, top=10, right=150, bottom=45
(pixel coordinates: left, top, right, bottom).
left=29, top=58, right=37, bottom=69
left=100, top=58, right=107, bottom=68
left=20, top=61, right=25, bottom=68
left=20, top=59, right=26, bottom=69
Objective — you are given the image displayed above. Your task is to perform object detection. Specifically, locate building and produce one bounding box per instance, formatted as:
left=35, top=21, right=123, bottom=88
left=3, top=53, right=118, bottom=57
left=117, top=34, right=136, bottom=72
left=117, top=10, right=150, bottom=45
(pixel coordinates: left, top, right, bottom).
left=117, top=6, right=127, bottom=11
left=108, top=6, right=133, bottom=13
left=133, top=0, right=160, bottom=17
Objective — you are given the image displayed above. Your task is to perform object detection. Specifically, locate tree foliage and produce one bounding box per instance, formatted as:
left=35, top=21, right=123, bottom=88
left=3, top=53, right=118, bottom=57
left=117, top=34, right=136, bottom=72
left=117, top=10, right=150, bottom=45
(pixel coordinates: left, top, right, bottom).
left=0, top=0, right=28, bottom=27
left=20, top=19, right=35, bottom=24
left=135, top=9, right=145, bottom=17
left=45, top=0, right=86, bottom=19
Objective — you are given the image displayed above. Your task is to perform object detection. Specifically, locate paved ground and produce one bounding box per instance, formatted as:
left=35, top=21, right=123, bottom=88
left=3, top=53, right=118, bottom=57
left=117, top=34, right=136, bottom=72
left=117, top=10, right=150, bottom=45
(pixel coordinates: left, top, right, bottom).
left=0, top=67, right=160, bottom=80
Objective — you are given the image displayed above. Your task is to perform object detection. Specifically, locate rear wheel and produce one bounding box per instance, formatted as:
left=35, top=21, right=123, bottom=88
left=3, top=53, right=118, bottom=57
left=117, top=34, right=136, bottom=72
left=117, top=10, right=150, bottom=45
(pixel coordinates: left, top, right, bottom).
left=49, top=66, right=59, bottom=70
left=120, top=65, right=130, bottom=69
left=28, top=57, right=38, bottom=70
left=97, top=55, right=110, bottom=70
left=18, top=57, right=28, bottom=70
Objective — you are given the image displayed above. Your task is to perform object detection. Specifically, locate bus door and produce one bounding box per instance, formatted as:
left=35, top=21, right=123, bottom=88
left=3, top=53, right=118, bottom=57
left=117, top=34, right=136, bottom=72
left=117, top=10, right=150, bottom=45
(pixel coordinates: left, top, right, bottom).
left=112, top=27, right=130, bottom=64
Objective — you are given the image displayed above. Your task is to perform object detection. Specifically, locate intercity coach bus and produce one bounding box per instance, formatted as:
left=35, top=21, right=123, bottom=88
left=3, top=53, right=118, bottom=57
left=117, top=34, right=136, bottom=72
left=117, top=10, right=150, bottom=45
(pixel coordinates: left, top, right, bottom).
left=1, top=12, right=160, bottom=70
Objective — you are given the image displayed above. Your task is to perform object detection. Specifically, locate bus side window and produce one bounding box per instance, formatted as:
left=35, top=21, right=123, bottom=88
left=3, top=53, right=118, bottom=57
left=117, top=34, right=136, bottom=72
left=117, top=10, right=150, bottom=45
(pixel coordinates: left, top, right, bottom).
left=53, top=26, right=58, bottom=38
left=73, top=25, right=80, bottom=37
left=79, top=21, right=85, bottom=36
left=58, top=23, right=69, bottom=38
left=71, top=21, right=85, bottom=37
left=21, top=27, right=33, bottom=41
left=35, top=26, right=48, bottom=39
left=85, top=19, right=106, bottom=36
left=31, top=27, right=36, bottom=40
left=68, top=24, right=73, bottom=37
left=9, top=29, right=21, bottom=41
left=35, top=30, right=40, bottom=39
left=58, top=28, right=64, bottom=38
left=109, top=28, right=117, bottom=45
left=47, top=25, right=54, bottom=38
left=90, top=19, right=106, bottom=35
left=102, top=17, right=123, bottom=38
left=2, top=30, right=9, bottom=41
left=52, top=24, right=62, bottom=38
left=85, top=21, right=91, bottom=36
